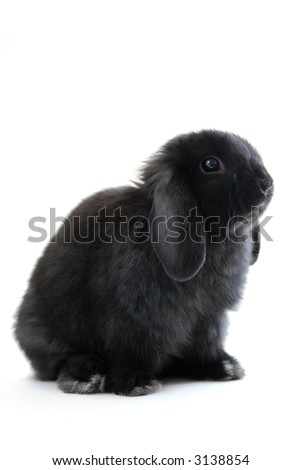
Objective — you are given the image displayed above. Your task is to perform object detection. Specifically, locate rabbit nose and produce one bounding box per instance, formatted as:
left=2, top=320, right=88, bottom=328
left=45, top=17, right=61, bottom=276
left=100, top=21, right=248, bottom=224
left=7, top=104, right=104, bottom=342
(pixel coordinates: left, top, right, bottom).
left=258, top=175, right=273, bottom=194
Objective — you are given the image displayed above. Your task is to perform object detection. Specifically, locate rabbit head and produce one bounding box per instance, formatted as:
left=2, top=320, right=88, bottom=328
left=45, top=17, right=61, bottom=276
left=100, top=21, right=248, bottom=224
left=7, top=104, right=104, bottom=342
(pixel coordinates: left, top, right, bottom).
left=142, top=130, right=274, bottom=282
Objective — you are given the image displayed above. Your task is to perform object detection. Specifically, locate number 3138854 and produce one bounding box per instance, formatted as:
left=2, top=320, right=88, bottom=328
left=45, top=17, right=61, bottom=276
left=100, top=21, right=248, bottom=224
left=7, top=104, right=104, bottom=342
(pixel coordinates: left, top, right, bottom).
left=194, top=455, right=249, bottom=466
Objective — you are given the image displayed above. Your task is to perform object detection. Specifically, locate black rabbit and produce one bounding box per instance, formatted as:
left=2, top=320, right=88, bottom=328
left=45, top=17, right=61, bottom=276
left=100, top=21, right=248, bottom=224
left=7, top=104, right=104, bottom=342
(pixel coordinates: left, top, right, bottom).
left=15, top=130, right=274, bottom=396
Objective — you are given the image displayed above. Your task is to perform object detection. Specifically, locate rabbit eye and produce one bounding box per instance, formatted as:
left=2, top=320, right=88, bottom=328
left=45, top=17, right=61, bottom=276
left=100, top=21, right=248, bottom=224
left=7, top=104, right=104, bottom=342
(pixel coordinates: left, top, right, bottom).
left=202, top=157, right=221, bottom=173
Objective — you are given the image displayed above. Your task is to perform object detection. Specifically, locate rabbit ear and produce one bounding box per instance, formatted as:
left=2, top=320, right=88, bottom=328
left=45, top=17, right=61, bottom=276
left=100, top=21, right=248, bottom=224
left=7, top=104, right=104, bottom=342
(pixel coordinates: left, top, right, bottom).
left=149, top=170, right=206, bottom=282
left=251, top=225, right=261, bottom=265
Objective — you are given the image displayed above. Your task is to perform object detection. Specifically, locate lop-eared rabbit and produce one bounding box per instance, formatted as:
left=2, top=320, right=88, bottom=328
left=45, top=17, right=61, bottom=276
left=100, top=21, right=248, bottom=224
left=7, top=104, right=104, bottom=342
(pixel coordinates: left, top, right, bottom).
left=15, top=130, right=274, bottom=396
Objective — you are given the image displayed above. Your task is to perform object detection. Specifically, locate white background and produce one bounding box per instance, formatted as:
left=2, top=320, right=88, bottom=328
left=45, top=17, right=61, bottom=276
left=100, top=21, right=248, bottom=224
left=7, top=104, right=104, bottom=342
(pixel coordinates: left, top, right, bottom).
left=0, top=1, right=300, bottom=469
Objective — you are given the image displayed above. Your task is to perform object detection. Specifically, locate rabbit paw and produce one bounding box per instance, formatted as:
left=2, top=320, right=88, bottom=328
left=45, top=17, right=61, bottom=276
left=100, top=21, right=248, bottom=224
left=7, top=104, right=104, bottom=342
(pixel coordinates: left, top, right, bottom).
left=205, top=356, right=245, bottom=381
left=57, top=372, right=106, bottom=394
left=105, top=373, right=161, bottom=396
left=217, top=358, right=245, bottom=381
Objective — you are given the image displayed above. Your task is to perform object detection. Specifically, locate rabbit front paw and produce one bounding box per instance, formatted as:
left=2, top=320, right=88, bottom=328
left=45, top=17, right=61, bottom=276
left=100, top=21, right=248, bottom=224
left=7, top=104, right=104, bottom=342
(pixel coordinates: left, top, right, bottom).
left=205, top=355, right=245, bottom=381
left=219, top=358, right=245, bottom=381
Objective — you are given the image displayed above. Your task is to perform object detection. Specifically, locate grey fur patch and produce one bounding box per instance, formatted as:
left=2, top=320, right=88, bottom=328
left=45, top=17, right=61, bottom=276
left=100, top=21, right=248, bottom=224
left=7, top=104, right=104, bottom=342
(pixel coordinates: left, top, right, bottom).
left=221, top=360, right=245, bottom=381
left=125, top=380, right=162, bottom=397
left=57, top=373, right=106, bottom=394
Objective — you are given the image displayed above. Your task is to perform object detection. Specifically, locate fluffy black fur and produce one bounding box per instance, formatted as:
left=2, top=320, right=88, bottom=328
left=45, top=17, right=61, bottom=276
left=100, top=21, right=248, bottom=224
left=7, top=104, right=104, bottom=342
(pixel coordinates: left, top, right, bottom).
left=15, top=130, right=273, bottom=396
